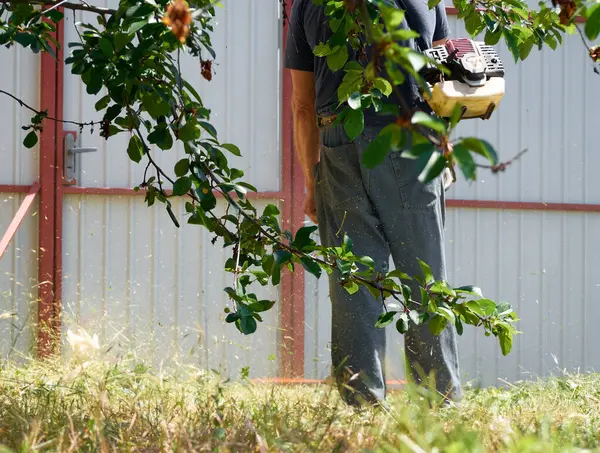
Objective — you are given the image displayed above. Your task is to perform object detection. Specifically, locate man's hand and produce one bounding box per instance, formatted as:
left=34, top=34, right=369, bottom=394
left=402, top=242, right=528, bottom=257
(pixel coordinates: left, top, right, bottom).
left=304, top=187, right=318, bottom=223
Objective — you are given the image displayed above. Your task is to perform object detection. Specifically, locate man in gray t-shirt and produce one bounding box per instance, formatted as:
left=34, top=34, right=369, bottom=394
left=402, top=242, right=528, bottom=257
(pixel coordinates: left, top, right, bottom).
left=285, top=0, right=462, bottom=406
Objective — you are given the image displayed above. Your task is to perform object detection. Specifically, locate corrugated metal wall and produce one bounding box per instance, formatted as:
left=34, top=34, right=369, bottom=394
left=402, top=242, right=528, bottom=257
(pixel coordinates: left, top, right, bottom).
left=305, top=17, right=600, bottom=386
left=60, top=0, right=282, bottom=377
left=0, top=46, right=40, bottom=360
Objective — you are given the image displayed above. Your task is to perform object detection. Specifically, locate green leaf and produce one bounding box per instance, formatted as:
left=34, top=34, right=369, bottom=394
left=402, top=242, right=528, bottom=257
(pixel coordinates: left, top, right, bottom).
left=127, top=135, right=144, bottom=163
left=401, top=284, right=412, bottom=303
left=519, top=37, right=535, bottom=60
left=23, top=131, right=38, bottom=149
left=300, top=256, right=322, bottom=278
left=452, top=144, right=476, bottom=181
left=460, top=137, right=498, bottom=165
left=178, top=122, right=201, bottom=141
left=342, top=234, right=353, bottom=254
left=174, top=159, right=189, bottom=177
left=274, top=249, right=292, bottom=265
left=248, top=300, right=276, bottom=313
left=239, top=316, right=257, bottom=335
left=465, top=12, right=483, bottom=36
left=485, top=27, right=503, bottom=46
left=411, top=111, right=447, bottom=134
left=172, top=177, right=192, bottom=196
left=455, top=317, right=464, bottom=335
left=326, top=45, right=349, bottom=72
left=455, top=285, right=483, bottom=297
left=495, top=301, right=513, bottom=316
left=406, top=51, right=428, bottom=73
left=356, top=255, right=374, bottom=267
left=45, top=10, right=64, bottom=22
left=348, top=92, right=362, bottom=110
left=98, top=37, right=113, bottom=58
left=417, top=259, right=434, bottom=284
left=504, top=29, right=520, bottom=62
left=342, top=281, right=360, bottom=295
left=127, top=18, right=150, bottom=34
left=417, top=151, right=446, bottom=183
left=375, top=311, right=397, bottom=329
left=396, top=313, right=410, bottom=334
left=466, top=298, right=496, bottom=317
left=94, top=95, right=111, bottom=111
left=314, top=42, right=336, bottom=56
left=166, top=201, right=180, bottom=228
left=498, top=328, right=513, bottom=355
left=437, top=306, right=456, bottom=324
left=14, top=33, right=35, bottom=48
left=381, top=5, right=405, bottom=29
left=409, top=309, right=420, bottom=325
left=362, top=130, right=392, bottom=169
left=388, top=269, right=412, bottom=281
left=585, top=4, right=600, bottom=40
left=343, top=108, right=364, bottom=141
left=373, top=78, right=393, bottom=96
left=221, top=143, right=241, bottom=156
left=428, top=314, right=447, bottom=336
left=262, top=204, right=280, bottom=217
left=225, top=312, right=240, bottom=323
left=200, top=121, right=218, bottom=139
left=428, top=0, right=442, bottom=8
left=147, top=126, right=173, bottom=150
left=294, top=226, right=318, bottom=249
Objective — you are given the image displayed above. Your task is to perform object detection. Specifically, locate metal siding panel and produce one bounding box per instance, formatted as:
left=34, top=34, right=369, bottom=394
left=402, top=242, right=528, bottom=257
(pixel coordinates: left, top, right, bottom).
left=583, top=215, right=600, bottom=373
left=0, top=44, right=40, bottom=359
left=445, top=208, right=600, bottom=386
left=446, top=18, right=594, bottom=205
left=0, top=46, right=40, bottom=186
left=63, top=0, right=280, bottom=192
left=304, top=253, right=332, bottom=380
left=61, top=196, right=278, bottom=376
left=0, top=195, right=38, bottom=360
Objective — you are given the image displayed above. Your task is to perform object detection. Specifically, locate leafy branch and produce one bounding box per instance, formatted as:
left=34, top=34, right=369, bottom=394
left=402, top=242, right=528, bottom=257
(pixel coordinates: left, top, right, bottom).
left=0, top=0, right=522, bottom=354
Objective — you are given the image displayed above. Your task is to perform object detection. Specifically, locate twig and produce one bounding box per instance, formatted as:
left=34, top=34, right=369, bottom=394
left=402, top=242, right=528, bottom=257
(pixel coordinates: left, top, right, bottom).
left=0, top=0, right=116, bottom=15
left=0, top=89, right=102, bottom=128
left=576, top=24, right=600, bottom=75
left=476, top=148, right=528, bottom=173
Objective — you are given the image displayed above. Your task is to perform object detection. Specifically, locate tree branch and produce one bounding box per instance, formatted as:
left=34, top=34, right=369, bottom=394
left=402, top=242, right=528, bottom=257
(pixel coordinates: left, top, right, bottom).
left=0, top=89, right=102, bottom=128
left=0, top=0, right=116, bottom=15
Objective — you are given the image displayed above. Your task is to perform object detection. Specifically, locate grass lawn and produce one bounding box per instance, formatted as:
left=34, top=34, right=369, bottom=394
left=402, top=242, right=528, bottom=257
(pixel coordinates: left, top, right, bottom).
left=0, top=359, right=599, bottom=452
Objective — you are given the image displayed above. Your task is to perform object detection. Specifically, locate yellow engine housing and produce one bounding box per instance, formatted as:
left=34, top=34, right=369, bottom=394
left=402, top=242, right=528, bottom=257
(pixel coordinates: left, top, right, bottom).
left=424, top=77, right=505, bottom=119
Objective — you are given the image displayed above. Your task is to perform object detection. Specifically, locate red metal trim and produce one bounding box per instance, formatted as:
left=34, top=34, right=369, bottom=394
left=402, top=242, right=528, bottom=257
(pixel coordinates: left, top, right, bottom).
left=0, top=185, right=32, bottom=193
left=444, top=5, right=586, bottom=23
left=37, top=13, right=63, bottom=357
left=0, top=182, right=41, bottom=260
left=53, top=16, right=65, bottom=337
left=251, top=378, right=407, bottom=386
left=446, top=199, right=600, bottom=212
left=280, top=0, right=306, bottom=378
left=61, top=186, right=286, bottom=199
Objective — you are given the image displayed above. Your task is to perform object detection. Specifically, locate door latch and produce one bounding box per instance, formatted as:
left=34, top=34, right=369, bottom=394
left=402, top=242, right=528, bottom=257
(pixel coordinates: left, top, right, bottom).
left=64, top=132, right=97, bottom=185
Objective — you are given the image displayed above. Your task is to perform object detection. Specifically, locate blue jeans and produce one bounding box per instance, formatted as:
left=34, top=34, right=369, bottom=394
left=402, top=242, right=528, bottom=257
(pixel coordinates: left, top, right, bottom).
left=314, top=124, right=462, bottom=405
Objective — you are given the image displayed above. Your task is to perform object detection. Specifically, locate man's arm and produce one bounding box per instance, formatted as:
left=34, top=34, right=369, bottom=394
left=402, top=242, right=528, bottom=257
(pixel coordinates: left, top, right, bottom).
left=290, top=69, right=320, bottom=223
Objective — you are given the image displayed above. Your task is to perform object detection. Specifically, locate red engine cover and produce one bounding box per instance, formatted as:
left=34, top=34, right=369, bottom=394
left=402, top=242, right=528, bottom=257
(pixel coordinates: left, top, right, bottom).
left=445, top=38, right=477, bottom=58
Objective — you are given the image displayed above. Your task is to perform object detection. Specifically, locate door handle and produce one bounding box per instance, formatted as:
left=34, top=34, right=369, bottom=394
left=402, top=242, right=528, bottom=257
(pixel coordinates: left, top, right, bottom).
left=64, top=132, right=98, bottom=185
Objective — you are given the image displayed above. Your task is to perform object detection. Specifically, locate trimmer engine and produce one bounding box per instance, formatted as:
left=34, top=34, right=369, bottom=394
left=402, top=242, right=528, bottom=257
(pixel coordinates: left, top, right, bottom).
left=421, top=38, right=505, bottom=120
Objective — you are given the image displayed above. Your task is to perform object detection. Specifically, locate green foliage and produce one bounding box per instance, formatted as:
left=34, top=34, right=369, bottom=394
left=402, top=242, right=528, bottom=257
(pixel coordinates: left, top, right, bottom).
left=1, top=360, right=600, bottom=451
left=3, top=0, right=569, bottom=355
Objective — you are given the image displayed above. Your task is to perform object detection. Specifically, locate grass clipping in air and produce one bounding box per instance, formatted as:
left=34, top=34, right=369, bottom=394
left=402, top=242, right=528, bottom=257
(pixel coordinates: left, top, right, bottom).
left=0, top=358, right=599, bottom=452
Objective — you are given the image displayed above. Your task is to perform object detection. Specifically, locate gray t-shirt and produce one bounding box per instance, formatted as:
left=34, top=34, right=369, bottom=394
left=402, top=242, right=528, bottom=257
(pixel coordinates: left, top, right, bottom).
left=284, top=0, right=450, bottom=122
